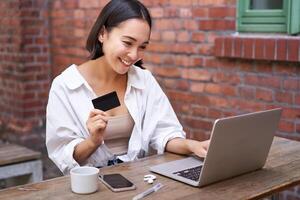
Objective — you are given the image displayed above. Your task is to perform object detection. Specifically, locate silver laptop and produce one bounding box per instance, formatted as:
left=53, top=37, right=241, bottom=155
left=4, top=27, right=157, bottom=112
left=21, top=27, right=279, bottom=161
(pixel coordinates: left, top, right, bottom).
left=150, top=108, right=282, bottom=187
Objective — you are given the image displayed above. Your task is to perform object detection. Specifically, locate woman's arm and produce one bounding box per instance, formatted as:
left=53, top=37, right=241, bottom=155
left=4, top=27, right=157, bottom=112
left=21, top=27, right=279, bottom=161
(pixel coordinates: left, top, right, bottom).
left=166, top=138, right=210, bottom=157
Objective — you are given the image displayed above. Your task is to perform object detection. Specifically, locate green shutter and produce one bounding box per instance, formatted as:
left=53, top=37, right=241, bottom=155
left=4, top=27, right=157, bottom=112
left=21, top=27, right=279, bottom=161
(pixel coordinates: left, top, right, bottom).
left=287, top=0, right=300, bottom=34
left=237, top=0, right=288, bottom=33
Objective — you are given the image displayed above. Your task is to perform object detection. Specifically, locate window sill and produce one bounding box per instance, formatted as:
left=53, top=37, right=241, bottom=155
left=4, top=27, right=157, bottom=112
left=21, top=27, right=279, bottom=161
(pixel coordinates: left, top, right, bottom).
left=214, top=33, right=300, bottom=62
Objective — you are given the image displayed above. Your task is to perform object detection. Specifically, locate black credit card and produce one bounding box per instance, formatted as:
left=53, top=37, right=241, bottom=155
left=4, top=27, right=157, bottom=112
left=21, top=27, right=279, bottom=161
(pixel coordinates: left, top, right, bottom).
left=92, top=91, right=121, bottom=111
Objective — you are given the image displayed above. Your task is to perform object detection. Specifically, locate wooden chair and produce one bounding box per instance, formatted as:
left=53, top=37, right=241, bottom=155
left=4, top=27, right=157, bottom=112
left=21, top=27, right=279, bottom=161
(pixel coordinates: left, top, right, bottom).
left=0, top=144, right=43, bottom=187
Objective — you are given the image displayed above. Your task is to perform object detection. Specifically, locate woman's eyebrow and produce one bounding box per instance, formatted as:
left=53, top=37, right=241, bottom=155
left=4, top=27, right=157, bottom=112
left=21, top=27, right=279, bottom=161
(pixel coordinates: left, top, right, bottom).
left=122, top=36, right=149, bottom=44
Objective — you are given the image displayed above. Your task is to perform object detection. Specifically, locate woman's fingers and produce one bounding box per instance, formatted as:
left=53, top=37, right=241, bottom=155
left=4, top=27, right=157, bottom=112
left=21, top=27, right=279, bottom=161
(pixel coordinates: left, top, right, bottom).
left=88, top=109, right=109, bottom=124
left=89, top=109, right=108, bottom=118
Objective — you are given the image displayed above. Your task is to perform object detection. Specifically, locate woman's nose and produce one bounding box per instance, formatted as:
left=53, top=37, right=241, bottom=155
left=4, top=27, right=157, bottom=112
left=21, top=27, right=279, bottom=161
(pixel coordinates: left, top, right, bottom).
left=128, top=48, right=139, bottom=61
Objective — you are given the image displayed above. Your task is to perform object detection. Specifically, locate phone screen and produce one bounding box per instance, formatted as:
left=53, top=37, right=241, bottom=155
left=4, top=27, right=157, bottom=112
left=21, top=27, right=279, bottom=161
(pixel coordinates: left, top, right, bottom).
left=101, top=174, right=134, bottom=189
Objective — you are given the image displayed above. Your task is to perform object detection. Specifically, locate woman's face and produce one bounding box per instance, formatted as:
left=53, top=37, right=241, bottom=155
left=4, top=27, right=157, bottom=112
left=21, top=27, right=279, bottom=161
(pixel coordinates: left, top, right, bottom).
left=100, top=18, right=150, bottom=74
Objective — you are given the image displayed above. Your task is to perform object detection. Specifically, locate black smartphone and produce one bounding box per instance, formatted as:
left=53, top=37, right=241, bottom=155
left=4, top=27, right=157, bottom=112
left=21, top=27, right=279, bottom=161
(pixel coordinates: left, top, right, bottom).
left=99, top=173, right=136, bottom=192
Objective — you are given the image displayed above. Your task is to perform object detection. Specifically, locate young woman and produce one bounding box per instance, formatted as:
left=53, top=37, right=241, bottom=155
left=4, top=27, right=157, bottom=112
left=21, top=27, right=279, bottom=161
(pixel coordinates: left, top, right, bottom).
left=46, top=0, right=209, bottom=175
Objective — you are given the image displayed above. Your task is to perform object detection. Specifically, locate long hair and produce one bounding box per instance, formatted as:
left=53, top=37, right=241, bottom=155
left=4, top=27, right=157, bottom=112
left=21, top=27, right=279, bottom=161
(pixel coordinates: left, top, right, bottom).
left=86, top=0, right=152, bottom=68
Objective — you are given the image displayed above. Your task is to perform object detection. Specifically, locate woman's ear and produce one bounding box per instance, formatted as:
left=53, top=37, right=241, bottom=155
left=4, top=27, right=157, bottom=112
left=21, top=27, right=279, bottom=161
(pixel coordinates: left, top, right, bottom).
left=98, top=26, right=106, bottom=43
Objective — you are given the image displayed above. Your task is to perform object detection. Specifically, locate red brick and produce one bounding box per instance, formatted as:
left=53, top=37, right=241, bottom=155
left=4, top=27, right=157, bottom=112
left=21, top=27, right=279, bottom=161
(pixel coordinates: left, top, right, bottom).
left=207, top=96, right=230, bottom=108
left=281, top=108, right=300, bottom=120
left=207, top=32, right=219, bottom=43
left=287, top=39, right=300, bottom=62
left=162, top=31, right=176, bottom=42
left=243, top=38, right=254, bottom=59
left=276, top=39, right=287, bottom=61
left=167, top=91, right=197, bottom=103
left=150, top=7, right=164, bottom=18
left=197, top=0, right=232, bottom=6
left=153, top=66, right=181, bottom=78
left=190, top=82, right=205, bottom=93
left=155, top=19, right=182, bottom=30
left=240, top=62, right=255, bottom=72
left=78, top=0, right=100, bottom=8
left=214, top=37, right=224, bottom=56
left=164, top=7, right=178, bottom=17
left=207, top=108, right=223, bottom=119
left=254, top=39, right=265, bottom=60
left=208, top=7, right=236, bottom=18
left=73, top=10, right=85, bottom=19
left=172, top=55, right=198, bottom=67
left=278, top=120, right=294, bottom=133
left=273, top=63, right=297, bottom=75
left=169, top=0, right=193, bottom=6
left=264, top=76, right=282, bottom=88
left=233, top=37, right=242, bottom=58
left=147, top=42, right=169, bottom=53
left=163, top=78, right=189, bottom=90
left=181, top=69, right=212, bottom=81
left=275, top=91, right=293, bottom=104
left=179, top=8, right=192, bottom=18
left=239, top=87, right=255, bottom=99
left=171, top=43, right=198, bottom=54
left=191, top=106, right=207, bottom=117
left=205, top=83, right=236, bottom=96
left=199, top=44, right=214, bottom=56
left=212, top=72, right=241, bottom=84
left=192, top=8, right=208, bottom=17
left=200, top=19, right=235, bottom=31
left=192, top=32, right=206, bottom=42
left=176, top=31, right=190, bottom=42
left=256, top=62, right=273, bottom=73
left=62, top=0, right=78, bottom=9
left=202, top=57, right=220, bottom=68
left=255, top=88, right=273, bottom=102
left=224, top=37, right=233, bottom=57
left=192, top=57, right=203, bottom=67
left=283, top=79, right=299, bottom=90
left=265, top=39, right=275, bottom=60
left=150, top=31, right=161, bottom=41
left=182, top=19, right=198, bottom=30
left=234, top=99, right=265, bottom=111
left=183, top=116, right=212, bottom=131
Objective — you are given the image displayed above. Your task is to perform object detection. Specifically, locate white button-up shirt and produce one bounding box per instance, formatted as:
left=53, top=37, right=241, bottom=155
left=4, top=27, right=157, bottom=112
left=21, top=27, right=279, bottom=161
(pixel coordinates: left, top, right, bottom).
left=46, top=64, right=185, bottom=174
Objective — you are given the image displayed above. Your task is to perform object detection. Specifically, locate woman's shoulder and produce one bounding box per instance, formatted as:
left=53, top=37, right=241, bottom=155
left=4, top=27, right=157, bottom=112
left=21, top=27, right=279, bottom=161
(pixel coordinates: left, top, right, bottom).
left=128, top=65, right=159, bottom=91
left=131, top=65, right=154, bottom=79
left=51, top=64, right=82, bottom=90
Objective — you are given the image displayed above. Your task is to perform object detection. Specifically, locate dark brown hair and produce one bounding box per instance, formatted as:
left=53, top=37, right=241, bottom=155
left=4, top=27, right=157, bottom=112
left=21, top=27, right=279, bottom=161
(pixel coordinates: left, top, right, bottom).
left=86, top=0, right=152, bottom=68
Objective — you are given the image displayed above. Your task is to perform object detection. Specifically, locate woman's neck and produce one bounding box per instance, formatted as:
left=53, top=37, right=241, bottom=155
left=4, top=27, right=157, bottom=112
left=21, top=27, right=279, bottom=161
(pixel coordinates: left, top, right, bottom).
left=91, top=57, right=125, bottom=84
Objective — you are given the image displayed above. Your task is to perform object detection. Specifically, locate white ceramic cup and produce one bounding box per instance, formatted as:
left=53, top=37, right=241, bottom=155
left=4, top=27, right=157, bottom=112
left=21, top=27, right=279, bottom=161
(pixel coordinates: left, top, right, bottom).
left=70, top=166, right=99, bottom=194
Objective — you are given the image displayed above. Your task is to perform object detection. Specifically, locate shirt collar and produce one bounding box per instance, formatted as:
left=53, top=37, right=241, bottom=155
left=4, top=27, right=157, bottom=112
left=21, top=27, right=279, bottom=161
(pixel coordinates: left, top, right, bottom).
left=64, top=64, right=86, bottom=90
left=127, top=65, right=145, bottom=90
left=64, top=64, right=146, bottom=90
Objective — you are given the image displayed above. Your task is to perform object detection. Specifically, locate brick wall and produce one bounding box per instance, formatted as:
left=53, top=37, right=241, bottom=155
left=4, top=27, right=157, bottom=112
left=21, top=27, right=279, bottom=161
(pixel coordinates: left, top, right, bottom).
left=47, top=0, right=300, bottom=143
left=0, top=0, right=51, bottom=147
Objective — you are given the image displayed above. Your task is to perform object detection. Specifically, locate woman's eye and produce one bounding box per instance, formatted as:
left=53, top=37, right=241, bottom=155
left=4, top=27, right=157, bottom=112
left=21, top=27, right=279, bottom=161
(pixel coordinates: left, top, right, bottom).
left=123, top=41, right=132, bottom=46
left=139, top=46, right=147, bottom=50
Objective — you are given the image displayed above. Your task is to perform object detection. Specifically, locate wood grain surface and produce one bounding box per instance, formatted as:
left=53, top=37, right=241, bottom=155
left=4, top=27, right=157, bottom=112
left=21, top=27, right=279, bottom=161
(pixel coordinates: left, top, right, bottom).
left=0, top=137, right=300, bottom=200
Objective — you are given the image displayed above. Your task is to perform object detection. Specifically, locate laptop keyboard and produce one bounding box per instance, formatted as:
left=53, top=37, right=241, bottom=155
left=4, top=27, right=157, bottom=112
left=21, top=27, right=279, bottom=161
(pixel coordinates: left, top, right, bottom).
left=173, top=166, right=203, bottom=181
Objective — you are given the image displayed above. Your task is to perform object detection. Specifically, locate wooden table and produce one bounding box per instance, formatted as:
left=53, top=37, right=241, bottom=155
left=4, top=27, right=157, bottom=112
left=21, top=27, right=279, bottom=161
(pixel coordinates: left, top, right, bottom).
left=0, top=137, right=300, bottom=200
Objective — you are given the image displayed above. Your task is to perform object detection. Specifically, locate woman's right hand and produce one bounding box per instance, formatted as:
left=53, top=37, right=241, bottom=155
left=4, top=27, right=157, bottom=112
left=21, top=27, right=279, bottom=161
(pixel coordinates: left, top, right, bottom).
left=86, top=109, right=109, bottom=147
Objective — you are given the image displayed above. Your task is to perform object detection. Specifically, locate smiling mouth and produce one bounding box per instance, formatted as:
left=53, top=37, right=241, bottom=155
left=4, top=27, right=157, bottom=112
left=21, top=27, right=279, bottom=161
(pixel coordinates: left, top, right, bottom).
left=120, top=58, right=132, bottom=66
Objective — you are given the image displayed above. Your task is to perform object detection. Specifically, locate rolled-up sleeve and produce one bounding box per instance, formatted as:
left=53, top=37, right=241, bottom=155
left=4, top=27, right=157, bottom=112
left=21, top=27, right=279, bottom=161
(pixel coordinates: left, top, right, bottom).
left=46, top=83, right=83, bottom=175
left=144, top=72, right=186, bottom=154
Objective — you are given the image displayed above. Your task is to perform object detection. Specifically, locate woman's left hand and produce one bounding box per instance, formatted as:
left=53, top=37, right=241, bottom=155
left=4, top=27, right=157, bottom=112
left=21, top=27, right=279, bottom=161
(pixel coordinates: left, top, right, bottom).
left=187, top=139, right=210, bottom=158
